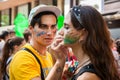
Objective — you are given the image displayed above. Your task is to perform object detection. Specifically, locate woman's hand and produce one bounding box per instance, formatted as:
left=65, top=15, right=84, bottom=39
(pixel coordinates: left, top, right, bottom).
left=50, top=35, right=68, bottom=63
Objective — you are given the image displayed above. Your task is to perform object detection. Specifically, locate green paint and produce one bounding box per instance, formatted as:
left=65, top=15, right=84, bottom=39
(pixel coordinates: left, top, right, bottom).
left=14, top=13, right=29, bottom=38
left=57, top=15, right=64, bottom=30
left=64, top=37, right=79, bottom=44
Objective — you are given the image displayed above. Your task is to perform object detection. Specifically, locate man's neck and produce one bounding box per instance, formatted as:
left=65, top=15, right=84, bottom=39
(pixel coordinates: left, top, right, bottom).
left=30, top=41, right=47, bottom=55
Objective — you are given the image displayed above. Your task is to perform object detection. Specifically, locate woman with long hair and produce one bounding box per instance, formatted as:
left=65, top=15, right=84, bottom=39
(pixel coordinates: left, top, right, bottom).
left=0, top=37, right=25, bottom=80
left=51, top=5, right=120, bottom=80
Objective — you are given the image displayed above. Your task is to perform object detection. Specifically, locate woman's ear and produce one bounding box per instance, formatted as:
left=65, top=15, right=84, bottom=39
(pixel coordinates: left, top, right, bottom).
left=79, top=28, right=88, bottom=42
left=13, top=45, right=18, bottom=51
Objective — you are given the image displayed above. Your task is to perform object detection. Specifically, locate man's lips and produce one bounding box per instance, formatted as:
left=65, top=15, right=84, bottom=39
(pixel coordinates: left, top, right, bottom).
left=44, top=38, right=53, bottom=41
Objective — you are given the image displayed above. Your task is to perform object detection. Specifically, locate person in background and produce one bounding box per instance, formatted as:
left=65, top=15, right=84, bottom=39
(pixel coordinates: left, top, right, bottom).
left=0, top=37, right=25, bottom=80
left=111, top=39, right=119, bottom=66
left=51, top=5, right=120, bottom=80
left=0, top=31, right=10, bottom=62
left=1, top=31, right=10, bottom=42
left=23, top=29, right=32, bottom=43
left=9, top=5, right=68, bottom=80
left=0, top=34, right=2, bottom=42
left=115, top=37, right=120, bottom=76
left=0, top=34, right=4, bottom=62
left=8, top=29, right=16, bottom=38
left=116, top=37, right=120, bottom=55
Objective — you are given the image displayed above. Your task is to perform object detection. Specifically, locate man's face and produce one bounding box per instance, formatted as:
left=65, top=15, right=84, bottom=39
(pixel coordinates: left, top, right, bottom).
left=31, top=14, right=57, bottom=46
left=10, top=32, right=15, bottom=38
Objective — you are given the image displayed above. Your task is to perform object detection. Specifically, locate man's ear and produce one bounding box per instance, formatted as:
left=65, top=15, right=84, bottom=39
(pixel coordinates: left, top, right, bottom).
left=29, top=25, right=33, bottom=30
left=28, top=25, right=34, bottom=33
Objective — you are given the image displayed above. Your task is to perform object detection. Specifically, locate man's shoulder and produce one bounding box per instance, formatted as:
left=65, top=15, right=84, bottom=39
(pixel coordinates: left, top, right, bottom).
left=10, top=47, right=36, bottom=69
left=12, top=44, right=35, bottom=62
left=15, top=43, right=34, bottom=55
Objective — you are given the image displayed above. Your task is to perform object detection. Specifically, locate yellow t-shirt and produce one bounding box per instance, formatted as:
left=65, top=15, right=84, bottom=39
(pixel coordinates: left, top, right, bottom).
left=9, top=43, right=53, bottom=80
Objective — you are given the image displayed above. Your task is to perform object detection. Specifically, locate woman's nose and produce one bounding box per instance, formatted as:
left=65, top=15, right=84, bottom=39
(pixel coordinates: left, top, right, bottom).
left=58, top=29, right=64, bottom=36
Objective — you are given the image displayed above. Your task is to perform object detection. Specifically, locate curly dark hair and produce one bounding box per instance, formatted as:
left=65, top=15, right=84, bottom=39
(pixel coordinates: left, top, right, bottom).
left=115, top=38, right=120, bottom=54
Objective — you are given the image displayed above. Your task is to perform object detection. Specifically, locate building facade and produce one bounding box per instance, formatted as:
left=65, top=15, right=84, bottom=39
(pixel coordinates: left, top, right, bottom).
left=0, top=0, right=120, bottom=38
left=103, top=0, right=120, bottom=39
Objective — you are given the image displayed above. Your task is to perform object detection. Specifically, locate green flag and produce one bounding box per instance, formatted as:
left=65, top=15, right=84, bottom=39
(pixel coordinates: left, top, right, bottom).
left=14, top=13, right=29, bottom=37
left=57, top=15, right=64, bottom=30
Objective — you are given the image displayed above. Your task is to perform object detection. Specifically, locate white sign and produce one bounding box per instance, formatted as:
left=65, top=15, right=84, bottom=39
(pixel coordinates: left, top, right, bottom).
left=64, top=0, right=70, bottom=16
left=80, top=0, right=104, bottom=13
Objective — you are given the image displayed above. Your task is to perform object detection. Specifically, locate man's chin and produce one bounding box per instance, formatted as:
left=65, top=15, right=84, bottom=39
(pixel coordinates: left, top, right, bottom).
left=45, top=43, right=52, bottom=46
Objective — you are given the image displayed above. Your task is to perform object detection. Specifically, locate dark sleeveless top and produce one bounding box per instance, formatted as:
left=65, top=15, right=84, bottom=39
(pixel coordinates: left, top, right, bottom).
left=71, top=64, right=97, bottom=80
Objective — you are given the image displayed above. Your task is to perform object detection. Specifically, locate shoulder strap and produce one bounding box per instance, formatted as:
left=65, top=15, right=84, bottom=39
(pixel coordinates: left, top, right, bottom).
left=71, top=64, right=96, bottom=80
left=4, top=56, right=13, bottom=80
left=22, top=48, right=45, bottom=80
left=78, top=64, right=96, bottom=75
left=6, top=56, right=12, bottom=66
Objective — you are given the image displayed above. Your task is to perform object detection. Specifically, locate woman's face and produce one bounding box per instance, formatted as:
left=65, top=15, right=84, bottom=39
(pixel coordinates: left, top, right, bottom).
left=14, top=40, right=26, bottom=53
left=60, top=12, right=81, bottom=45
left=19, top=40, right=26, bottom=49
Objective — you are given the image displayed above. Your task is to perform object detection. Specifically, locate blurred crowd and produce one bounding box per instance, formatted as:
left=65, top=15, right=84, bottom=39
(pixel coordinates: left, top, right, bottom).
left=0, top=29, right=31, bottom=60
left=0, top=4, right=120, bottom=80
left=0, top=28, right=32, bottom=79
left=0, top=28, right=120, bottom=79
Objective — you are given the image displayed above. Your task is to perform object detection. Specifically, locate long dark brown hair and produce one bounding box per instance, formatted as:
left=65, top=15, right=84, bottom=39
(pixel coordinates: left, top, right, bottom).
left=0, top=37, right=24, bottom=79
left=70, top=5, right=120, bottom=80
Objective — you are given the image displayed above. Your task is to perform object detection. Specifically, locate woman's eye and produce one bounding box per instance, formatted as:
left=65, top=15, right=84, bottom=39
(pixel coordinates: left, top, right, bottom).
left=65, top=26, right=69, bottom=29
left=64, top=25, right=69, bottom=29
left=64, top=24, right=70, bottom=30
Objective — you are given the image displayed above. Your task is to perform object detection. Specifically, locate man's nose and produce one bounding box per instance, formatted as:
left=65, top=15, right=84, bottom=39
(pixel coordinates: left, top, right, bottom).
left=46, top=27, right=55, bottom=35
left=46, top=28, right=52, bottom=35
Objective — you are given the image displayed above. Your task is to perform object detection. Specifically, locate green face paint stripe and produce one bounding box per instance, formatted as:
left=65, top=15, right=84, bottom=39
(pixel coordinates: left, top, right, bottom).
left=64, top=38, right=78, bottom=44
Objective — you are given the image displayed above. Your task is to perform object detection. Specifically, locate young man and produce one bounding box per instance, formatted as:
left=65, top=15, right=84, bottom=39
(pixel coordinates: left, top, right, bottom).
left=9, top=5, right=68, bottom=80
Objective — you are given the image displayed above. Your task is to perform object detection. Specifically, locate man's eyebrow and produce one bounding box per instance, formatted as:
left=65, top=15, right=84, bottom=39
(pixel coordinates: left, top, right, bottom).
left=40, top=24, right=47, bottom=26
left=52, top=24, right=57, bottom=26
left=40, top=24, right=57, bottom=26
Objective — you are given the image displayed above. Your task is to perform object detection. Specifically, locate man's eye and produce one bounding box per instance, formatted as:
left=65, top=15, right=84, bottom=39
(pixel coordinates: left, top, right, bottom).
left=51, top=25, right=56, bottom=29
left=39, top=24, right=47, bottom=29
